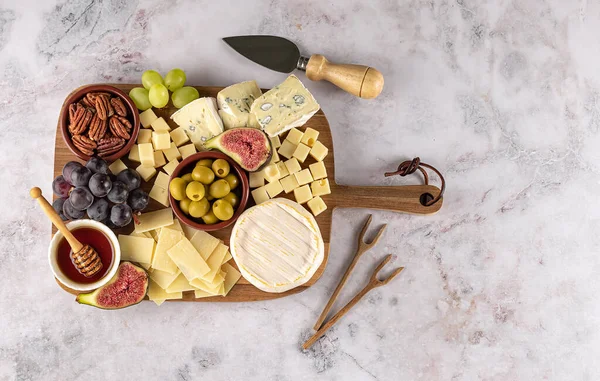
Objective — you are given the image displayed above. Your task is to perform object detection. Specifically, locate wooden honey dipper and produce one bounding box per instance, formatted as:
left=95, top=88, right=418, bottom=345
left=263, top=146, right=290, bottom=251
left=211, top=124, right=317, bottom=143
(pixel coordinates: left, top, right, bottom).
left=30, top=187, right=103, bottom=277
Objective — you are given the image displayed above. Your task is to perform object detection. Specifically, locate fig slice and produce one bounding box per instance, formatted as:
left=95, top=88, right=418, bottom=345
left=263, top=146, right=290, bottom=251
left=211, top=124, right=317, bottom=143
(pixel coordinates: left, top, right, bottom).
left=204, top=128, right=271, bottom=172
left=76, top=261, right=148, bottom=309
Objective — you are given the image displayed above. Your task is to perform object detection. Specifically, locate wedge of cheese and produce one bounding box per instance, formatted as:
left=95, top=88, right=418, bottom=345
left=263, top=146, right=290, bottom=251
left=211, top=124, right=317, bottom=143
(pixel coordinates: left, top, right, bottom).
left=170, top=98, right=224, bottom=150
left=217, top=80, right=263, bottom=129
left=249, top=75, right=320, bottom=137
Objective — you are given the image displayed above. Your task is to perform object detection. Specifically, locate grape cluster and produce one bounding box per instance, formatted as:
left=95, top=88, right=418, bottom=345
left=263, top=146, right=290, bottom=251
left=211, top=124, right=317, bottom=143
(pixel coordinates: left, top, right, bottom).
left=52, top=157, right=149, bottom=228
left=129, top=69, right=199, bottom=110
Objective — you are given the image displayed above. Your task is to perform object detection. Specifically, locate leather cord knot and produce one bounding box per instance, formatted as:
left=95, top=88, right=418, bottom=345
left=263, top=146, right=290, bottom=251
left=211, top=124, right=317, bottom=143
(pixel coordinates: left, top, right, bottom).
left=384, top=157, right=445, bottom=207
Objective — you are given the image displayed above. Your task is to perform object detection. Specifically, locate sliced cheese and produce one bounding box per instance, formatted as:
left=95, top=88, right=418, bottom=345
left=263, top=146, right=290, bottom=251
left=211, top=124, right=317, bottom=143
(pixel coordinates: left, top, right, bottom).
left=170, top=97, right=224, bottom=150
left=198, top=243, right=228, bottom=282
left=216, top=80, right=263, bottom=129
left=148, top=279, right=182, bottom=305
left=154, top=171, right=171, bottom=190
left=134, top=208, right=173, bottom=233
left=166, top=273, right=198, bottom=293
left=167, top=237, right=211, bottom=280
left=222, top=251, right=232, bottom=264
left=149, top=268, right=181, bottom=290
left=117, top=235, right=155, bottom=264
left=149, top=183, right=169, bottom=207
left=194, top=289, right=214, bottom=298
left=222, top=262, right=241, bottom=296
left=190, top=276, right=223, bottom=295
left=189, top=230, right=221, bottom=261
left=151, top=226, right=183, bottom=274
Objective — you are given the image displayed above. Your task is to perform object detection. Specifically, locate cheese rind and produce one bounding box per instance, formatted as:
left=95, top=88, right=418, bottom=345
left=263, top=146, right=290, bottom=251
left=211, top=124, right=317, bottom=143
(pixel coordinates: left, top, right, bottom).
left=216, top=80, right=262, bottom=129
left=171, top=98, right=224, bottom=150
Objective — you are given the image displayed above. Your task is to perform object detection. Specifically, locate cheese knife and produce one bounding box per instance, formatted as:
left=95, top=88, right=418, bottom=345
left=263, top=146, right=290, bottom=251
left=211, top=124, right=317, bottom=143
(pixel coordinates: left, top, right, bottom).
left=223, top=35, right=384, bottom=99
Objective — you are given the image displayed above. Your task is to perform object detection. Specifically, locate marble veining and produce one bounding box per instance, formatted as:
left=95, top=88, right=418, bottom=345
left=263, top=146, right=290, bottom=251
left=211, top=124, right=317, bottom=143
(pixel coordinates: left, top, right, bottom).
left=1, top=0, right=599, bottom=380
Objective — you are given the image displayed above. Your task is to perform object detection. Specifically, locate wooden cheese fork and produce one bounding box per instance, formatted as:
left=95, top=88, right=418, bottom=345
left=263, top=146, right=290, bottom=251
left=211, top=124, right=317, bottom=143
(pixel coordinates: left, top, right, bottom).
left=30, top=187, right=103, bottom=277
left=302, top=254, right=403, bottom=350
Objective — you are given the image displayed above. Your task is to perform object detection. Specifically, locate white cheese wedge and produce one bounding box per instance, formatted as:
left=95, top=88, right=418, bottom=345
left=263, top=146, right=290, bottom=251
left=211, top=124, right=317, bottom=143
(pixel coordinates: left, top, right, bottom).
left=249, top=75, right=320, bottom=137
left=230, top=198, right=324, bottom=293
left=217, top=80, right=263, bottom=129
left=170, top=98, right=224, bottom=150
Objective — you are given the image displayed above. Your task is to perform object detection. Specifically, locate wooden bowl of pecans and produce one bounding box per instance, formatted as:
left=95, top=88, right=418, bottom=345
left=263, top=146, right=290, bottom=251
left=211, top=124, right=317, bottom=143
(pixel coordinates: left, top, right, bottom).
left=59, top=85, right=140, bottom=162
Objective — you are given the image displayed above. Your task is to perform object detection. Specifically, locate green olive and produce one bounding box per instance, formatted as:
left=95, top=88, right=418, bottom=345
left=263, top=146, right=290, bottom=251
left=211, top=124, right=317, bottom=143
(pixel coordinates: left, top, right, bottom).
left=209, top=179, right=231, bottom=199
left=204, top=184, right=214, bottom=200
left=185, top=181, right=206, bottom=202
left=224, top=173, right=239, bottom=190
left=221, top=192, right=239, bottom=208
left=179, top=198, right=191, bottom=215
left=213, top=199, right=234, bottom=221
left=192, top=165, right=215, bottom=184
left=169, top=177, right=187, bottom=201
left=189, top=198, right=210, bottom=218
left=202, top=210, right=219, bottom=224
left=196, top=159, right=214, bottom=168
left=181, top=173, right=193, bottom=183
left=212, top=159, right=230, bottom=178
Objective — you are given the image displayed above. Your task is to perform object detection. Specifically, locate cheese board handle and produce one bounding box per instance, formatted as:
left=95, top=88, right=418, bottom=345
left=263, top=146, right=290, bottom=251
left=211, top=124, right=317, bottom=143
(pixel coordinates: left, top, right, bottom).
left=304, top=54, right=384, bottom=99
left=333, top=184, right=443, bottom=214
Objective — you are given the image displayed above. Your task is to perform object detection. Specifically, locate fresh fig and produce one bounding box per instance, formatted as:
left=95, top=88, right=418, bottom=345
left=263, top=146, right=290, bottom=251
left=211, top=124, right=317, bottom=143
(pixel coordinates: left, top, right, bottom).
left=204, top=128, right=271, bottom=172
left=76, top=262, right=148, bottom=309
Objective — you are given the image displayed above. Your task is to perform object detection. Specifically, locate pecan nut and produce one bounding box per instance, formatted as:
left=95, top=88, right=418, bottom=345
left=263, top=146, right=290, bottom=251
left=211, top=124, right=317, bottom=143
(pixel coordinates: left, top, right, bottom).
left=88, top=113, right=108, bottom=141
left=109, top=115, right=131, bottom=139
left=86, top=92, right=111, bottom=104
left=72, top=135, right=97, bottom=156
left=110, top=97, right=128, bottom=117
left=97, top=137, right=125, bottom=157
left=69, top=106, right=93, bottom=135
left=79, top=96, right=95, bottom=109
left=95, top=95, right=114, bottom=120
left=68, top=103, right=81, bottom=121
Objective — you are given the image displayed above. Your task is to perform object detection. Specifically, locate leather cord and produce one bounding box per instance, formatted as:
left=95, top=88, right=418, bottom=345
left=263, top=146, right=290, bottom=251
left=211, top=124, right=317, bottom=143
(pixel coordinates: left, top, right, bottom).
left=384, top=157, right=445, bottom=206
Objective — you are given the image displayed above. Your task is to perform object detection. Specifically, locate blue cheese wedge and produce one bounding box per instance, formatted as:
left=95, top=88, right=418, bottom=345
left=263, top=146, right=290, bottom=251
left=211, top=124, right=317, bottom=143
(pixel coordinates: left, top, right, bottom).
left=170, top=98, right=224, bottom=150
left=217, top=80, right=262, bottom=129
left=249, top=75, right=320, bottom=137
left=230, top=198, right=324, bottom=293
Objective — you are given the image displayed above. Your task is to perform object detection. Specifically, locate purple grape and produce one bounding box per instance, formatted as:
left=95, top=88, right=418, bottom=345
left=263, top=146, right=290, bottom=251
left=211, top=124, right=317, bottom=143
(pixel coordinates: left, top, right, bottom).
left=85, top=156, right=109, bottom=175
left=87, top=198, right=110, bottom=221
left=107, top=181, right=128, bottom=204
left=52, top=198, right=68, bottom=221
left=110, top=204, right=132, bottom=227
left=52, top=175, right=72, bottom=198
left=128, top=188, right=149, bottom=211
left=88, top=173, right=112, bottom=197
left=70, top=166, right=92, bottom=187
left=62, top=161, right=83, bottom=184
left=63, top=199, right=85, bottom=219
left=69, top=187, right=94, bottom=211
left=116, top=169, right=141, bottom=190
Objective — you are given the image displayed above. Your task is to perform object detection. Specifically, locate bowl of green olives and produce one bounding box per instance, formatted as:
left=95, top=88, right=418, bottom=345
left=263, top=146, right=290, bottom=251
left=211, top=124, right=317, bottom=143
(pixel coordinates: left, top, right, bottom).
left=168, top=151, right=249, bottom=231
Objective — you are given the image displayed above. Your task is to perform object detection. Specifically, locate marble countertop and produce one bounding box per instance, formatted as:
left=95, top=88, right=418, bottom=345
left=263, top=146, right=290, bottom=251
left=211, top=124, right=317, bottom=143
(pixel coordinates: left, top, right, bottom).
left=1, top=0, right=598, bottom=380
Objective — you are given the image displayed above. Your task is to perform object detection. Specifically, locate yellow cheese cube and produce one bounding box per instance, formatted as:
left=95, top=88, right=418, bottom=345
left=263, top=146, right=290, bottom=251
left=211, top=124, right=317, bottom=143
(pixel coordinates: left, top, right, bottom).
left=300, top=127, right=319, bottom=147
left=278, top=139, right=297, bottom=159
left=310, top=141, right=328, bottom=161
left=163, top=142, right=182, bottom=162
left=118, top=235, right=155, bottom=263
left=280, top=175, right=299, bottom=194
left=153, top=150, right=166, bottom=168
left=293, top=185, right=313, bottom=204
left=167, top=238, right=211, bottom=280
left=135, top=164, right=157, bottom=182
left=251, top=186, right=270, bottom=204
left=149, top=183, right=169, bottom=207
left=155, top=171, right=170, bottom=190
left=138, top=143, right=155, bottom=167
left=276, top=161, right=289, bottom=178
left=137, top=129, right=152, bottom=144
left=264, top=179, right=284, bottom=198
left=309, top=161, right=327, bottom=180
left=152, top=130, right=171, bottom=150
left=294, top=168, right=313, bottom=186
left=270, top=135, right=281, bottom=149
left=108, top=159, right=127, bottom=175
left=249, top=171, right=264, bottom=188
left=151, top=117, right=171, bottom=132
left=263, top=164, right=280, bottom=183
left=169, top=127, right=190, bottom=147
left=128, top=144, right=140, bottom=162
left=292, top=143, right=311, bottom=163
left=307, top=196, right=327, bottom=216
left=284, top=158, right=301, bottom=174
left=285, top=128, right=304, bottom=145
left=140, top=109, right=158, bottom=128
left=269, top=148, right=280, bottom=164
left=163, top=159, right=179, bottom=176
left=311, top=178, right=331, bottom=197
left=179, top=143, right=197, bottom=159
left=134, top=208, right=173, bottom=233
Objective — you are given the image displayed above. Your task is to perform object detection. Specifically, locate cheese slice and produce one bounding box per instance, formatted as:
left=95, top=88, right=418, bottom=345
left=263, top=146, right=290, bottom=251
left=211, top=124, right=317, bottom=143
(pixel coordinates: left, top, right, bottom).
left=222, top=251, right=232, bottom=264
left=189, top=230, right=221, bottom=261
left=151, top=227, right=183, bottom=274
left=198, top=243, right=228, bottom=282
left=166, top=273, right=198, bottom=293
left=148, top=279, right=182, bottom=305
left=249, top=75, right=320, bottom=137
left=222, top=263, right=242, bottom=295
left=134, top=208, right=173, bottom=233
left=217, top=80, right=263, bottom=129
left=117, top=235, right=155, bottom=264
left=149, top=268, right=181, bottom=290
left=194, top=289, right=214, bottom=298
left=167, top=237, right=211, bottom=280
left=170, top=98, right=224, bottom=150
left=190, top=277, right=222, bottom=295
left=230, top=198, right=324, bottom=293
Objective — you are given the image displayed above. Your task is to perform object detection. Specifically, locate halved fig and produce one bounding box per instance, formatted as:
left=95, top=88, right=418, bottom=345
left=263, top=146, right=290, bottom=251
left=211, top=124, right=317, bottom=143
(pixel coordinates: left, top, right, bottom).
left=76, top=261, right=148, bottom=309
left=204, top=128, right=271, bottom=172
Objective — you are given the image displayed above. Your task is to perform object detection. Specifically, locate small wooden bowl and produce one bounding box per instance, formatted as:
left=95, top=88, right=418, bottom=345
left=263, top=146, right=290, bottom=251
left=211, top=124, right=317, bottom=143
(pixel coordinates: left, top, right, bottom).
left=59, top=84, right=140, bottom=162
left=170, top=151, right=250, bottom=232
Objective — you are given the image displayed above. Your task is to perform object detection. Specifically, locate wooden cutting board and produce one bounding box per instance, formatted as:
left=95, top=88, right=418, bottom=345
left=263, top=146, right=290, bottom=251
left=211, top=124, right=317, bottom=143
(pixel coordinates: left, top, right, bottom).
left=53, top=84, right=443, bottom=302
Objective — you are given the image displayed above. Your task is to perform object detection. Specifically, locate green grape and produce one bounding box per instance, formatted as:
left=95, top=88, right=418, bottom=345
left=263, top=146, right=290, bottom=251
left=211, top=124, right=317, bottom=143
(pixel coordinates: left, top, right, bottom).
left=149, top=84, right=169, bottom=108
left=128, top=87, right=152, bottom=110
left=164, top=68, right=186, bottom=91
left=172, top=86, right=199, bottom=109
left=142, top=70, right=164, bottom=89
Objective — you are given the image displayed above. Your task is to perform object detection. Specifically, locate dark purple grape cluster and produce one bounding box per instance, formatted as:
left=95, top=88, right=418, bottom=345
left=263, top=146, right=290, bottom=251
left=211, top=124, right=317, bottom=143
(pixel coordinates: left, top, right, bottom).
left=52, top=157, right=149, bottom=227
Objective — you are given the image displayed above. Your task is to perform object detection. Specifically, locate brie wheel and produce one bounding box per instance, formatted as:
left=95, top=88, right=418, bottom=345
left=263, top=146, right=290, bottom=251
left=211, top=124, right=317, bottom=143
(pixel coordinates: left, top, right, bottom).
left=230, top=198, right=324, bottom=293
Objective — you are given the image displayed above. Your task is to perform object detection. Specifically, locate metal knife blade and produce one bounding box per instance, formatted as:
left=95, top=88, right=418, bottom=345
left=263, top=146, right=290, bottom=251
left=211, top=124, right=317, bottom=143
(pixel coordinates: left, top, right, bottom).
left=223, top=35, right=304, bottom=73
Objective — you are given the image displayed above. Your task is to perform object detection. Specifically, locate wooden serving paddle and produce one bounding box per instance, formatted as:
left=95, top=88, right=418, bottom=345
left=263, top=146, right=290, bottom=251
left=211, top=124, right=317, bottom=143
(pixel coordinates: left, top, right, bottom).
left=30, top=187, right=103, bottom=277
